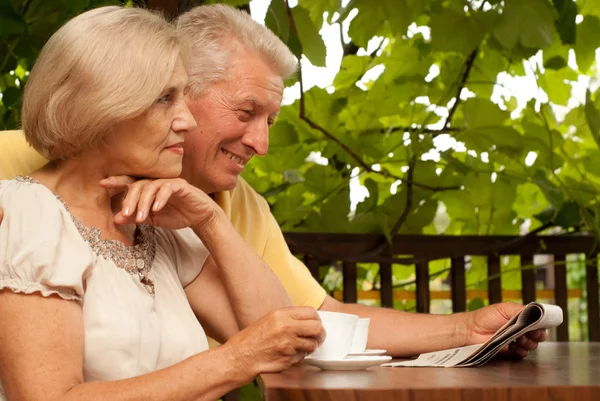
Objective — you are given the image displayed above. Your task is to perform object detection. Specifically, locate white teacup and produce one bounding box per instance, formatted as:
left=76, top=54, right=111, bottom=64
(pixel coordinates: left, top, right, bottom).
left=310, top=311, right=358, bottom=360
left=350, top=318, right=370, bottom=353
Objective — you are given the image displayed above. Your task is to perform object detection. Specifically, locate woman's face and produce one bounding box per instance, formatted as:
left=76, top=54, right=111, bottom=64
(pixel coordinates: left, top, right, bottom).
left=106, top=57, right=196, bottom=178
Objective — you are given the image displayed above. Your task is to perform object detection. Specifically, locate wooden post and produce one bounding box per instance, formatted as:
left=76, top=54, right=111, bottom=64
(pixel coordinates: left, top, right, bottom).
left=450, top=256, right=466, bottom=313
left=343, top=262, right=358, bottom=303
left=554, top=254, right=569, bottom=342
left=520, top=254, right=536, bottom=304
left=415, top=262, right=430, bottom=313
left=487, top=254, right=502, bottom=304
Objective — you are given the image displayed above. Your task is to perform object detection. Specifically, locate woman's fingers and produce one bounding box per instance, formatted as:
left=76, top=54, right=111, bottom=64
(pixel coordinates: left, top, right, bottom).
left=153, top=183, right=175, bottom=212
left=135, top=181, right=165, bottom=222
left=99, top=176, right=136, bottom=197
left=120, top=180, right=150, bottom=218
left=292, top=320, right=326, bottom=344
left=293, top=337, right=321, bottom=354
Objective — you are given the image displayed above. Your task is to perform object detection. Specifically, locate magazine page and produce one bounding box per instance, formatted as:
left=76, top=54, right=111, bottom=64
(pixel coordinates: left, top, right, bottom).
left=383, top=302, right=563, bottom=368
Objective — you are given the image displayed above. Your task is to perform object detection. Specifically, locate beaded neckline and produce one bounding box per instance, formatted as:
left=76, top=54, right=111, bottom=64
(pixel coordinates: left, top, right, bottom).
left=15, top=176, right=156, bottom=296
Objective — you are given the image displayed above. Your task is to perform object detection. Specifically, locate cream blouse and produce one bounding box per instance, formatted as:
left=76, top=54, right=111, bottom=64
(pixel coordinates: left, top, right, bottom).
left=0, top=177, right=210, bottom=398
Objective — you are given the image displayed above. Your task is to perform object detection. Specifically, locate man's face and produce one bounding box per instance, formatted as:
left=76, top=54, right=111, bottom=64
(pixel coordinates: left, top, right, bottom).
left=181, top=52, right=284, bottom=194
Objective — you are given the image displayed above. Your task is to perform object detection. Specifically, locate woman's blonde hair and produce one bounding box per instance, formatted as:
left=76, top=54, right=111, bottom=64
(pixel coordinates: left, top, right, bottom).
left=22, top=6, right=183, bottom=160
left=176, top=4, right=297, bottom=97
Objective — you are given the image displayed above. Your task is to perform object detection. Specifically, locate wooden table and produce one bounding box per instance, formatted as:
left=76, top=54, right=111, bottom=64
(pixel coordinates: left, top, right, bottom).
left=259, top=342, right=600, bottom=401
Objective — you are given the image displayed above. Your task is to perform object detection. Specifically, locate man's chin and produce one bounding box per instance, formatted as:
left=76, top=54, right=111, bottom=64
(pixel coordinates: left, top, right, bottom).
left=208, top=174, right=239, bottom=194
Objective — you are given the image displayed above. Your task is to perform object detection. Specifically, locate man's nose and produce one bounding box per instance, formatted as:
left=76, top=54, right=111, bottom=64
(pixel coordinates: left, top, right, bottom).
left=242, top=121, right=269, bottom=156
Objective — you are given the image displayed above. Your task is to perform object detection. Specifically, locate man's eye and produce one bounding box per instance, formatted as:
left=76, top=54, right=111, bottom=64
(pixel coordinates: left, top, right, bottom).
left=267, top=119, right=275, bottom=127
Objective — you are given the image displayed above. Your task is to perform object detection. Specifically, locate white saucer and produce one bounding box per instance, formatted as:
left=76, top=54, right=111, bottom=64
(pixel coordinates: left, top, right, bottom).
left=347, top=349, right=387, bottom=357
left=303, top=355, right=392, bottom=371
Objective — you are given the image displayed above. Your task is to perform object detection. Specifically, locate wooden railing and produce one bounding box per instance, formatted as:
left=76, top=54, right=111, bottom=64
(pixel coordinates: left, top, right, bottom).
left=283, top=233, right=600, bottom=342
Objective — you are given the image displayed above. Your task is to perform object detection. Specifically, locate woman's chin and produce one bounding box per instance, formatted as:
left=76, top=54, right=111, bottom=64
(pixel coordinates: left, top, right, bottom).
left=139, top=165, right=182, bottom=179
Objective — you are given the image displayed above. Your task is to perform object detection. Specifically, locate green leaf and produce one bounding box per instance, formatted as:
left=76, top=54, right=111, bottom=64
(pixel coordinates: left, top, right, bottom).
left=0, top=4, right=26, bottom=35
left=333, top=55, right=371, bottom=90
left=430, top=10, right=483, bottom=55
left=462, top=98, right=509, bottom=129
left=544, top=56, right=567, bottom=70
left=269, top=121, right=299, bottom=147
left=493, top=0, right=556, bottom=49
left=552, top=0, right=578, bottom=45
left=532, top=170, right=565, bottom=208
left=1, top=87, right=21, bottom=108
left=582, top=150, right=600, bottom=177
left=298, top=0, right=338, bottom=28
left=459, top=126, right=524, bottom=156
left=346, top=0, right=414, bottom=46
left=539, top=67, right=577, bottom=105
left=355, top=178, right=378, bottom=214
left=584, top=90, right=600, bottom=148
left=542, top=31, right=571, bottom=70
left=575, top=16, right=600, bottom=72
left=265, top=0, right=290, bottom=44
left=292, top=6, right=327, bottom=67
left=554, top=201, right=583, bottom=228
left=382, top=38, right=424, bottom=83
left=578, top=0, right=600, bottom=18
left=467, top=297, right=485, bottom=311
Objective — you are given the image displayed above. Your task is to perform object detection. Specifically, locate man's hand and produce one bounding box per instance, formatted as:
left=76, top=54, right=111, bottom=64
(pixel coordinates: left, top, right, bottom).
left=465, top=302, right=549, bottom=359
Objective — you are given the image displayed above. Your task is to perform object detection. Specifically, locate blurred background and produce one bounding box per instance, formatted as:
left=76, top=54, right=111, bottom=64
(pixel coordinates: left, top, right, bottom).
left=2, top=0, right=600, bottom=397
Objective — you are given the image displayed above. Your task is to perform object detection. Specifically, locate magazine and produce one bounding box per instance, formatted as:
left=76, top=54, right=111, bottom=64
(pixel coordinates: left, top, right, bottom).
left=382, top=302, right=563, bottom=367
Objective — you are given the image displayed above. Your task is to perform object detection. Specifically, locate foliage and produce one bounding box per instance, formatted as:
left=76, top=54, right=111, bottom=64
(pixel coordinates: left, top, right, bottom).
left=238, top=0, right=600, bottom=246
left=3, top=0, right=599, bottom=240
left=0, top=0, right=124, bottom=129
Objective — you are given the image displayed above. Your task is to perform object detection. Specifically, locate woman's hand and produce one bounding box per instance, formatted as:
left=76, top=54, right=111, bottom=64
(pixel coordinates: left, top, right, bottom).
left=99, top=176, right=217, bottom=231
left=223, top=307, right=326, bottom=380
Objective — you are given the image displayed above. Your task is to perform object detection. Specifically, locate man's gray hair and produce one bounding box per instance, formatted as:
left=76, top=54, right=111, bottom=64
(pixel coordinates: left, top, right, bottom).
left=176, top=4, right=298, bottom=96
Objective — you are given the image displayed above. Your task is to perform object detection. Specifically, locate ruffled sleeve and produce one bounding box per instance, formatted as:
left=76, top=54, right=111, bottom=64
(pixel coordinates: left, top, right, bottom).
left=154, top=227, right=210, bottom=288
left=0, top=179, right=94, bottom=302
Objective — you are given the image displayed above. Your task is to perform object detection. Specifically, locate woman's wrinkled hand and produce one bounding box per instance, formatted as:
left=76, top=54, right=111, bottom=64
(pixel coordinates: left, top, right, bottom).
left=224, top=307, right=326, bottom=380
left=99, top=176, right=217, bottom=231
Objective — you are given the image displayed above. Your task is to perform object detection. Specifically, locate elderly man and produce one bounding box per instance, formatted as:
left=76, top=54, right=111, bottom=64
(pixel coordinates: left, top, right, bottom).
left=0, top=4, right=546, bottom=357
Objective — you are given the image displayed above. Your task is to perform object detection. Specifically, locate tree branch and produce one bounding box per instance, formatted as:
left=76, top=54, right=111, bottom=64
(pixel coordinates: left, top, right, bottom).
left=386, top=126, right=462, bottom=135
left=390, top=156, right=416, bottom=236
left=443, top=48, right=479, bottom=130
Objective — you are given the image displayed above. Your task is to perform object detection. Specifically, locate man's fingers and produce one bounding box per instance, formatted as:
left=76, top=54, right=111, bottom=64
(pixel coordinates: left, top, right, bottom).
left=508, top=341, right=528, bottom=359
left=516, top=334, right=539, bottom=350
left=526, top=329, right=548, bottom=342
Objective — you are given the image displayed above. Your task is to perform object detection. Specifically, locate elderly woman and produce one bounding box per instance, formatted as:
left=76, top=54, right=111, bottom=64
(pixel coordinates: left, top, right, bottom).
left=0, top=6, right=324, bottom=401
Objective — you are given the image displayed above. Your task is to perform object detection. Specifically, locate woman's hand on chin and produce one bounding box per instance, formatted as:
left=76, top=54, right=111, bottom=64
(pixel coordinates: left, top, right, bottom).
left=99, top=176, right=218, bottom=231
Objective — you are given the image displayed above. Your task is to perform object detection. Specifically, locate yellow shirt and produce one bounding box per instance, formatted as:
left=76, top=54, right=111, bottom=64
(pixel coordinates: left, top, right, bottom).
left=0, top=130, right=326, bottom=309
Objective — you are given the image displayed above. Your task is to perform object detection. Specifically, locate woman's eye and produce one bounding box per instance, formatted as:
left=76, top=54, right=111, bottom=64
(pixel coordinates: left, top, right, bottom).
left=157, top=94, right=171, bottom=103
